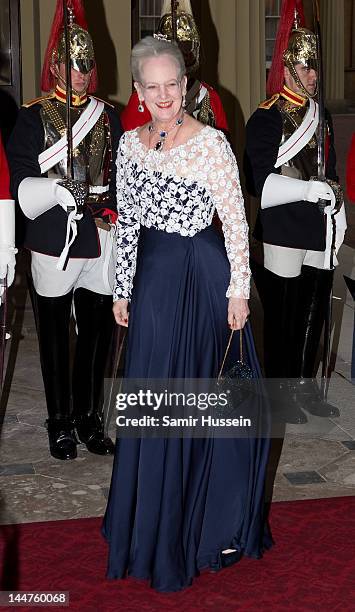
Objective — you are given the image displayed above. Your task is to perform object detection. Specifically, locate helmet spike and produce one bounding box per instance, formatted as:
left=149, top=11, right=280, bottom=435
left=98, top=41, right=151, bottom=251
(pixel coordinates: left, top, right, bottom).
left=68, top=6, right=75, bottom=27
left=294, top=8, right=301, bottom=29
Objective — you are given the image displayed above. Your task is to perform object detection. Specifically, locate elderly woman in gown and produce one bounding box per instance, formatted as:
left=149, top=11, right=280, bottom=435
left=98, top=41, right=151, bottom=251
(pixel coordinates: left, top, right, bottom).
left=103, top=36, right=271, bottom=593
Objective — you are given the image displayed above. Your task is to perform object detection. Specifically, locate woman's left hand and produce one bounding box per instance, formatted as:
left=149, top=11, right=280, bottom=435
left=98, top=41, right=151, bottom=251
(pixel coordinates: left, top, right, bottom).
left=228, top=297, right=249, bottom=330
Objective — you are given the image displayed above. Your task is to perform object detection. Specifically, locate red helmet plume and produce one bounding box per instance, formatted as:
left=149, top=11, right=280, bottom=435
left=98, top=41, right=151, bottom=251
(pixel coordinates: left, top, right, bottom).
left=266, top=0, right=305, bottom=96
left=41, top=0, right=98, bottom=93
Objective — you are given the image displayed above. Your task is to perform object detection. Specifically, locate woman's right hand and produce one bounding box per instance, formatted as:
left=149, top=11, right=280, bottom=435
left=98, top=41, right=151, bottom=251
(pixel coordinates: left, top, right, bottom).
left=113, top=299, right=129, bottom=327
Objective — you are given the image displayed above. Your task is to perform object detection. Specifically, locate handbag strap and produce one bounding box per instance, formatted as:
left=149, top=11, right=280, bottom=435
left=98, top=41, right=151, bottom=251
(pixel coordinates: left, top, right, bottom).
left=217, top=329, right=244, bottom=380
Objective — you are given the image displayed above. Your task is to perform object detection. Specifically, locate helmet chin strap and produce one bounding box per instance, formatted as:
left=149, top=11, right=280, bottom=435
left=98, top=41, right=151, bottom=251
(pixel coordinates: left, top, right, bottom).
left=53, top=66, right=87, bottom=97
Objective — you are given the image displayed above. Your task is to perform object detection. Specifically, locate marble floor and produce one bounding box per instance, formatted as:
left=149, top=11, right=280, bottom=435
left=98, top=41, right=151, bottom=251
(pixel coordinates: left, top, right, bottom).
left=0, top=238, right=354, bottom=526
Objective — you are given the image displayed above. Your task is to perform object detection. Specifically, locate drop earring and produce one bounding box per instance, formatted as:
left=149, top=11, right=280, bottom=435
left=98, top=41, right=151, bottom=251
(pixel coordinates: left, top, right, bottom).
left=138, top=101, right=144, bottom=113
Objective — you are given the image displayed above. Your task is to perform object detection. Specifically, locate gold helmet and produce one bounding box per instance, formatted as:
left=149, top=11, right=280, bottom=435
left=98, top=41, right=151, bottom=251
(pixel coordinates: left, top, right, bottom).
left=42, top=0, right=97, bottom=92
left=156, top=1, right=200, bottom=74
left=267, top=1, right=319, bottom=99
left=283, top=27, right=318, bottom=98
left=56, top=23, right=95, bottom=75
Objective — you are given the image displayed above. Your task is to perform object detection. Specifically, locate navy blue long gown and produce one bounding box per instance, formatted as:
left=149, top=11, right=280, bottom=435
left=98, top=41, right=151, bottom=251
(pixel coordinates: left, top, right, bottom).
left=102, top=127, right=272, bottom=592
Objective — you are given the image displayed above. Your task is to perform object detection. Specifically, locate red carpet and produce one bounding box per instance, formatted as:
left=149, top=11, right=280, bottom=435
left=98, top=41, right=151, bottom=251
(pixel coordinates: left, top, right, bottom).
left=1, top=497, right=355, bottom=611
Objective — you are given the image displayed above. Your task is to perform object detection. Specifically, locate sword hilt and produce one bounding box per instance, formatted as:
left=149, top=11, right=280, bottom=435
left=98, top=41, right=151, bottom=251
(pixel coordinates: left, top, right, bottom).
left=318, top=197, right=330, bottom=213
left=57, top=178, right=88, bottom=215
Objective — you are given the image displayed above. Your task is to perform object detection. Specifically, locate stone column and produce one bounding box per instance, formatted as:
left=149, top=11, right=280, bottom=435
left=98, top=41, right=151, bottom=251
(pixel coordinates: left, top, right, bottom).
left=321, top=0, right=345, bottom=101
left=201, top=0, right=265, bottom=147
left=201, top=0, right=265, bottom=223
left=235, top=0, right=266, bottom=125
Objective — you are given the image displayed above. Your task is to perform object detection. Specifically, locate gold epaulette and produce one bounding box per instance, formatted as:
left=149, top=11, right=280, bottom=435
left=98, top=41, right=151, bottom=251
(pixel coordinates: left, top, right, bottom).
left=22, top=93, right=55, bottom=108
left=258, top=93, right=280, bottom=110
left=91, top=95, right=115, bottom=109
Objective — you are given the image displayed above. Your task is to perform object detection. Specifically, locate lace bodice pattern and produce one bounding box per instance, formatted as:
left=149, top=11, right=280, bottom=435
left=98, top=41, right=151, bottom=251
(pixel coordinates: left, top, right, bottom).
left=114, top=126, right=250, bottom=301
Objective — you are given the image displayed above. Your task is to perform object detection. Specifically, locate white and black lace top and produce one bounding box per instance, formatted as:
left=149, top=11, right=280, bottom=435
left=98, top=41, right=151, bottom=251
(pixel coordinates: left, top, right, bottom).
left=114, top=126, right=250, bottom=301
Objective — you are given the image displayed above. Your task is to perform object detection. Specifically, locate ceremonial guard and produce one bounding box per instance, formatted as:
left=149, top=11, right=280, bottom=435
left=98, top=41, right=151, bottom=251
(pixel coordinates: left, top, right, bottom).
left=0, top=133, right=16, bottom=305
left=245, top=0, right=346, bottom=421
left=7, top=0, right=122, bottom=459
left=121, top=0, right=228, bottom=132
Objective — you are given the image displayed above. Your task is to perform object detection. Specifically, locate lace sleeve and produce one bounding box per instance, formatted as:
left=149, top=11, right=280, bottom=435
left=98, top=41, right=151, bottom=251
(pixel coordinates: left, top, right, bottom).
left=208, top=132, right=250, bottom=299
left=114, top=137, right=141, bottom=302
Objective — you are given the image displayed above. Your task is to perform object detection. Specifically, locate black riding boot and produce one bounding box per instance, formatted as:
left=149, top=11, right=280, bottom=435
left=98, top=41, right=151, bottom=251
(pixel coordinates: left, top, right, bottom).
left=72, top=288, right=115, bottom=455
left=261, top=268, right=300, bottom=377
left=260, top=267, right=307, bottom=424
left=34, top=290, right=77, bottom=460
left=294, top=265, right=339, bottom=417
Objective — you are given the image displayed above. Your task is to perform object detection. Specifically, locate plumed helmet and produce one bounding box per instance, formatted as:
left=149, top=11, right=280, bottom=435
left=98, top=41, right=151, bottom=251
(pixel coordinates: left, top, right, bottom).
left=41, top=0, right=97, bottom=93
left=267, top=0, right=318, bottom=98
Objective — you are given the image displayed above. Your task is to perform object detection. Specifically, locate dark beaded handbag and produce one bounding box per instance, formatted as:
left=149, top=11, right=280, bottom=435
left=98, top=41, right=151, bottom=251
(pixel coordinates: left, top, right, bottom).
left=216, top=329, right=253, bottom=417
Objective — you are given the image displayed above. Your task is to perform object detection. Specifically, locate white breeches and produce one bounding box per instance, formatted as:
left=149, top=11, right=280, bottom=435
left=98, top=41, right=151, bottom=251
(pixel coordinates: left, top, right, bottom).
left=263, top=243, right=335, bottom=278
left=31, top=227, right=116, bottom=297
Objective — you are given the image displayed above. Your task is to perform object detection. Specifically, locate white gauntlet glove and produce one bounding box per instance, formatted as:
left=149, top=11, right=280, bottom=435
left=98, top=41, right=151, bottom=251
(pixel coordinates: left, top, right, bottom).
left=0, top=199, right=17, bottom=300
left=18, top=177, right=88, bottom=272
left=18, top=177, right=58, bottom=219
left=261, top=174, right=335, bottom=209
left=0, top=248, right=16, bottom=284
left=18, top=177, right=86, bottom=219
left=261, top=175, right=346, bottom=271
left=304, top=179, right=335, bottom=204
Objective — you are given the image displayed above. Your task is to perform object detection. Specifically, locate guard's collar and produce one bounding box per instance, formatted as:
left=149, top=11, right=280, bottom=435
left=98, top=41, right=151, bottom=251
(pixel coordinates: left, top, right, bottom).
left=54, top=85, right=88, bottom=107
left=280, top=85, right=307, bottom=107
